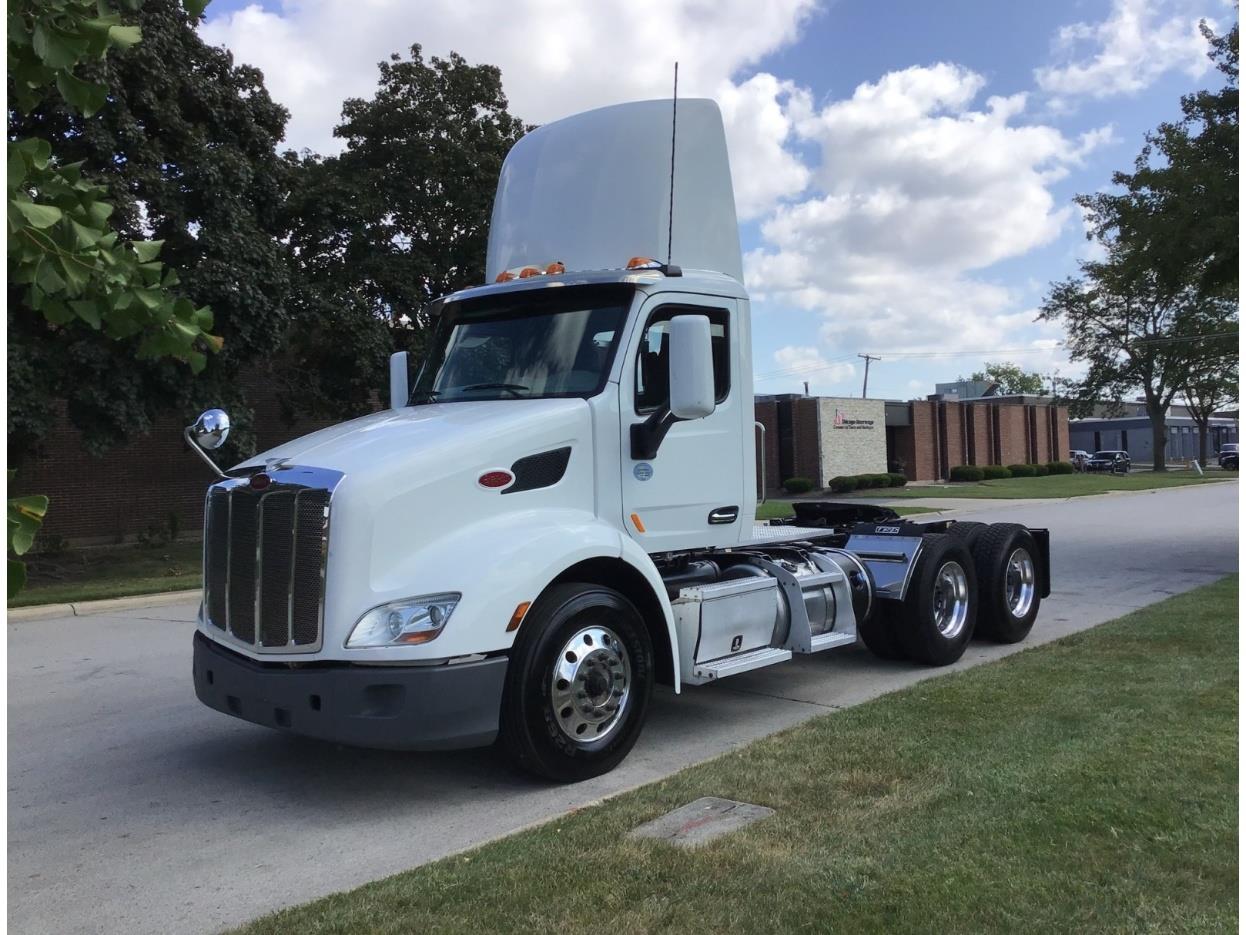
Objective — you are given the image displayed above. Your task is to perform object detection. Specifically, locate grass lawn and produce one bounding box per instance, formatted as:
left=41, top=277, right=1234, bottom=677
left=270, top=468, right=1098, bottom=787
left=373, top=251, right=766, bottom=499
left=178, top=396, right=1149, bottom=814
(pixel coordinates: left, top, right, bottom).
left=235, top=576, right=1239, bottom=935
left=878, top=469, right=1236, bottom=500
left=755, top=501, right=939, bottom=521
left=10, top=539, right=202, bottom=607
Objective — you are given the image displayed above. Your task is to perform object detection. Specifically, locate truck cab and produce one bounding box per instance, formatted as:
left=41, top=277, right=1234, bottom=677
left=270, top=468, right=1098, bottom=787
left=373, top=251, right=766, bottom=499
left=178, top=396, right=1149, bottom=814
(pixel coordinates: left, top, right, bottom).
left=187, top=99, right=1050, bottom=781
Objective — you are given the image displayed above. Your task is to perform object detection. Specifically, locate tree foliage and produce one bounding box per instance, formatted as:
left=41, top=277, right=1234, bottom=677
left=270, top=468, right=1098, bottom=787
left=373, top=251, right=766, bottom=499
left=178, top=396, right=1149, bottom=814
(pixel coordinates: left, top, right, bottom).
left=1077, top=22, right=1238, bottom=302
left=1040, top=247, right=1237, bottom=470
left=9, top=0, right=291, bottom=458
left=964, top=361, right=1046, bottom=396
left=7, top=0, right=218, bottom=384
left=1181, top=345, right=1238, bottom=464
left=276, top=46, right=528, bottom=420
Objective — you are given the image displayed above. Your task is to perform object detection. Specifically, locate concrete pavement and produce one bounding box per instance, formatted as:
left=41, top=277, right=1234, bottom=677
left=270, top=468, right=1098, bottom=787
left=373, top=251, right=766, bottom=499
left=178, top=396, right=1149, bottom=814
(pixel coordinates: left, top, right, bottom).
left=8, top=482, right=1238, bottom=934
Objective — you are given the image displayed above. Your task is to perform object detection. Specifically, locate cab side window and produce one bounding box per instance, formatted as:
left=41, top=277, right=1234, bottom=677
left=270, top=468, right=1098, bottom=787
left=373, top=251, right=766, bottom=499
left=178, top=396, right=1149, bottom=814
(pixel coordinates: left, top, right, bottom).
left=635, top=307, right=730, bottom=413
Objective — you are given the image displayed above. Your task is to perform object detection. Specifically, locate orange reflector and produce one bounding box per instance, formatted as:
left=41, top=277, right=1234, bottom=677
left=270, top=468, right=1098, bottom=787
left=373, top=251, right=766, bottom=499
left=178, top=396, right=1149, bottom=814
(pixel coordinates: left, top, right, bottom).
left=506, top=601, right=531, bottom=632
left=518, top=266, right=542, bottom=278
left=630, top=512, right=646, bottom=533
left=495, top=270, right=515, bottom=282
left=626, top=256, right=657, bottom=269
left=545, top=261, right=565, bottom=275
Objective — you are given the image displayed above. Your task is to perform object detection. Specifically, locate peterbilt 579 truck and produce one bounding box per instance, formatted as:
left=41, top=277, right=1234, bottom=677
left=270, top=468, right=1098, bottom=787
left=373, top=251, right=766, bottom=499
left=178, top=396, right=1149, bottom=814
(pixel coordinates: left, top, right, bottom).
left=185, top=99, right=1050, bottom=781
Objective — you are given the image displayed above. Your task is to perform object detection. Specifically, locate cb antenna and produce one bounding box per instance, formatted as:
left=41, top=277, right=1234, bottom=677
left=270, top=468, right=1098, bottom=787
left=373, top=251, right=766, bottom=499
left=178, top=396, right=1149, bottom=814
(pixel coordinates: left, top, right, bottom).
left=667, top=61, right=678, bottom=265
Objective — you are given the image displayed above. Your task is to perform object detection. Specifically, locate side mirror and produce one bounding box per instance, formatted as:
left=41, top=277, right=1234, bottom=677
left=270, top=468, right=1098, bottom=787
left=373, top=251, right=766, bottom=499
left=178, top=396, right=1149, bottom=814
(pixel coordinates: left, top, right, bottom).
left=190, top=409, right=231, bottom=450
left=389, top=351, right=409, bottom=410
left=184, top=409, right=230, bottom=479
left=668, top=315, right=716, bottom=420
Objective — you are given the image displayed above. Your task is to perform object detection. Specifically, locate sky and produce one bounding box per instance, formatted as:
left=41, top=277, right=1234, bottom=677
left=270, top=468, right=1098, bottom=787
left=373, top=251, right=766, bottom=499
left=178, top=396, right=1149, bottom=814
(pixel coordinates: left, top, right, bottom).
left=198, top=0, right=1234, bottom=401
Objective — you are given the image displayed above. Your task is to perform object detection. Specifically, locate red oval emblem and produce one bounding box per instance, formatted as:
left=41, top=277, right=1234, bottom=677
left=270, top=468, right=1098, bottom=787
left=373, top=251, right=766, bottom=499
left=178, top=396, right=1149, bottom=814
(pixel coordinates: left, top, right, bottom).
left=250, top=472, right=271, bottom=491
left=478, top=470, right=514, bottom=489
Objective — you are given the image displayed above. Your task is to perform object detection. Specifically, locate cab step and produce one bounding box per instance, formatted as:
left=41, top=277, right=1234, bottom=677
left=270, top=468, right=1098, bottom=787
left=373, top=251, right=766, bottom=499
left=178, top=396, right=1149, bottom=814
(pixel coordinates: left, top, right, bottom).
left=691, top=646, right=793, bottom=683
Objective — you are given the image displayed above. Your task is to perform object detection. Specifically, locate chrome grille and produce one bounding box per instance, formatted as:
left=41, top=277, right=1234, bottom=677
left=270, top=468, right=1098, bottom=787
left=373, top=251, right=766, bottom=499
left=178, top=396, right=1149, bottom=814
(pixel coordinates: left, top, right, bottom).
left=202, top=468, right=339, bottom=653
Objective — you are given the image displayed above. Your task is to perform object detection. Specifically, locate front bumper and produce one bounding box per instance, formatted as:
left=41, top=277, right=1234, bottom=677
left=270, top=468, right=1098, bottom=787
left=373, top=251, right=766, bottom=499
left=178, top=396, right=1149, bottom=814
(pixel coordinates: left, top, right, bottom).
left=193, top=632, right=508, bottom=750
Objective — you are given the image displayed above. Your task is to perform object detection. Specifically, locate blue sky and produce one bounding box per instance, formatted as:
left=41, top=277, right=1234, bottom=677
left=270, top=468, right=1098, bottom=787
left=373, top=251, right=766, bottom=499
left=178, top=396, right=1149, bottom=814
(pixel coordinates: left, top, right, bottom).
left=200, top=0, right=1232, bottom=400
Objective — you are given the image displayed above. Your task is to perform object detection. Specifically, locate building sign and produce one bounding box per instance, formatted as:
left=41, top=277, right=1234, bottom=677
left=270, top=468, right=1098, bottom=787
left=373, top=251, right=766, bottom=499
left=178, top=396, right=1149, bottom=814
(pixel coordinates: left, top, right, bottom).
left=833, top=408, right=875, bottom=430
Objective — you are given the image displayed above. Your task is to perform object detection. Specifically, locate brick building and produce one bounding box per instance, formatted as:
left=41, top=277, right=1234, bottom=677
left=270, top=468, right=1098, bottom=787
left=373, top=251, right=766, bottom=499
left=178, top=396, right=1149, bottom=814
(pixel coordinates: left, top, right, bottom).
left=755, top=393, right=1070, bottom=489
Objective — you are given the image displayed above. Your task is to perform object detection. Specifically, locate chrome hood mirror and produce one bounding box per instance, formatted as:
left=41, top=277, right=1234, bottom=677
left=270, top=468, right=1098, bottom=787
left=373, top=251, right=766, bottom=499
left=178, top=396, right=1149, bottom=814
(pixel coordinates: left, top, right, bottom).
left=184, top=409, right=231, bottom=478
left=190, top=409, right=231, bottom=450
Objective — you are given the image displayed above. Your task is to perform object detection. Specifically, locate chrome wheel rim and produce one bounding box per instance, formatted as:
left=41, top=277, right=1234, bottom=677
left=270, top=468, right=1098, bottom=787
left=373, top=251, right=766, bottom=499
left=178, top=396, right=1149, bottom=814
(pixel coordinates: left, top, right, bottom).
left=550, top=625, right=632, bottom=745
left=931, top=561, right=970, bottom=639
left=1005, top=548, right=1036, bottom=618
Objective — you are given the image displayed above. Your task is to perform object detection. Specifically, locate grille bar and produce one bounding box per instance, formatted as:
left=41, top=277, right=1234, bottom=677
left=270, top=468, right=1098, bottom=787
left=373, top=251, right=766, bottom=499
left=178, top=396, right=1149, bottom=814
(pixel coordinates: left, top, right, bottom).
left=201, top=468, right=340, bottom=653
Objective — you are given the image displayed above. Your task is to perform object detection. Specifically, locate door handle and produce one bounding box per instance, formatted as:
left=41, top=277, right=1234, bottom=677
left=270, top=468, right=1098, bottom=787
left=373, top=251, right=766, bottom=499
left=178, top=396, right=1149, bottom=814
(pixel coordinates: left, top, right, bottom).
left=708, top=506, right=739, bottom=525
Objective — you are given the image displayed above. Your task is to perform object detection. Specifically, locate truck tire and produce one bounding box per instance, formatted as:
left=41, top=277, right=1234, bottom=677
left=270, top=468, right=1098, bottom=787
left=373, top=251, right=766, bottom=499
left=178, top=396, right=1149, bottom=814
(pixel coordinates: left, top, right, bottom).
left=499, top=582, right=653, bottom=782
left=943, top=520, right=987, bottom=548
left=857, top=602, right=908, bottom=660
left=895, top=534, right=978, bottom=666
left=971, top=524, right=1041, bottom=643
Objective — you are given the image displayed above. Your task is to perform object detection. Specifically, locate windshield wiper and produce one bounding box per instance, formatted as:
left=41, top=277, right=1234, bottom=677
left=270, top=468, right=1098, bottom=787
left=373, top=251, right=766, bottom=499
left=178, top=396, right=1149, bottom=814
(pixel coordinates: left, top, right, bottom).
left=460, top=383, right=530, bottom=398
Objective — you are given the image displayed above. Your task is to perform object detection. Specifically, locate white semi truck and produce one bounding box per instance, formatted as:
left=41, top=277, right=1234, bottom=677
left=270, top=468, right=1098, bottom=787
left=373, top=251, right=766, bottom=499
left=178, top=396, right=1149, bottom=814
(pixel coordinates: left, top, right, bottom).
left=185, top=99, right=1049, bottom=781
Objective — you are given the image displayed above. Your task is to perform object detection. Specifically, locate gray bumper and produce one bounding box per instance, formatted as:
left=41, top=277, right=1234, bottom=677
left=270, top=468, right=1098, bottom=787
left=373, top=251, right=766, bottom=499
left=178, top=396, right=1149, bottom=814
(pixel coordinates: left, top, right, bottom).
left=193, top=632, right=507, bottom=751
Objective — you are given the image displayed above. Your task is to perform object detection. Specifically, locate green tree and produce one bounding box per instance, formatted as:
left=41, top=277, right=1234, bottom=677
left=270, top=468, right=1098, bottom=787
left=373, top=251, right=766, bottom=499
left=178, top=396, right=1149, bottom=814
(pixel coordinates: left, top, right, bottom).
left=963, top=361, right=1046, bottom=396
left=9, top=0, right=291, bottom=460
left=1077, top=22, right=1238, bottom=302
left=277, top=46, right=528, bottom=420
left=1040, top=247, right=1237, bottom=471
left=1181, top=347, right=1238, bottom=466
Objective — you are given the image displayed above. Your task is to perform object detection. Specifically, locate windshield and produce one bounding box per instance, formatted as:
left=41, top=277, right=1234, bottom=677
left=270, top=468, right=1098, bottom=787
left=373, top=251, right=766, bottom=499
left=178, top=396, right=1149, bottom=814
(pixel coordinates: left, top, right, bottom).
left=1093, top=451, right=1120, bottom=458
left=410, top=284, right=635, bottom=404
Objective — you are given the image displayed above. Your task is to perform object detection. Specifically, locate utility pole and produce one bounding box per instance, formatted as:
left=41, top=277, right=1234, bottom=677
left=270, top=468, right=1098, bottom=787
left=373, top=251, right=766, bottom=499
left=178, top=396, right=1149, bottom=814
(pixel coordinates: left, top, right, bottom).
left=858, top=354, right=880, bottom=399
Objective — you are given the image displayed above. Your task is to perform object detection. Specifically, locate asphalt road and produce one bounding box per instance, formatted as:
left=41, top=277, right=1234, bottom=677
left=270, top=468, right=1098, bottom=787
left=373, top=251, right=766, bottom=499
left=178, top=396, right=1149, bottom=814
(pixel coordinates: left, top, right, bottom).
left=8, top=482, right=1238, bottom=934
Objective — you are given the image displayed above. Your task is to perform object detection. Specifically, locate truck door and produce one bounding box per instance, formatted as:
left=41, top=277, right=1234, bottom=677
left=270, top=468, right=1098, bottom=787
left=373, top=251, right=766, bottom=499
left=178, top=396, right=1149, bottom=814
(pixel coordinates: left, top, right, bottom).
left=619, top=294, right=747, bottom=552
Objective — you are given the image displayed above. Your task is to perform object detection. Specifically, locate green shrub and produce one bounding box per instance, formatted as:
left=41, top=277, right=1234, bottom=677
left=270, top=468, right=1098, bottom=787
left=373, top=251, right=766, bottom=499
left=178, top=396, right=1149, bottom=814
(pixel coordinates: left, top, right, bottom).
left=1047, top=460, right=1074, bottom=474
left=858, top=473, right=891, bottom=489
left=980, top=465, right=1012, bottom=480
left=1007, top=463, right=1036, bottom=477
left=949, top=465, right=984, bottom=482
left=783, top=477, right=815, bottom=495
left=1031, top=463, right=1050, bottom=477
left=828, top=475, right=859, bottom=493
left=887, top=472, right=908, bottom=487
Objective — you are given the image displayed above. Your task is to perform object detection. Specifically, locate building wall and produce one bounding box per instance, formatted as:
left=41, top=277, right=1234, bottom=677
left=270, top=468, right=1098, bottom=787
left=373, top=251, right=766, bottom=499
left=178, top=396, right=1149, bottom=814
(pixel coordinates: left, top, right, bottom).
left=816, top=397, right=887, bottom=484
left=12, top=373, right=346, bottom=543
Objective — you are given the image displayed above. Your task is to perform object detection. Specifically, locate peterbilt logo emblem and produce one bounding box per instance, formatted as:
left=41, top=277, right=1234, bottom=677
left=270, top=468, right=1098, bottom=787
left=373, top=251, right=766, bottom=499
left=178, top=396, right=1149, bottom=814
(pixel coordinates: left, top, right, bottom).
left=874, top=525, right=901, bottom=534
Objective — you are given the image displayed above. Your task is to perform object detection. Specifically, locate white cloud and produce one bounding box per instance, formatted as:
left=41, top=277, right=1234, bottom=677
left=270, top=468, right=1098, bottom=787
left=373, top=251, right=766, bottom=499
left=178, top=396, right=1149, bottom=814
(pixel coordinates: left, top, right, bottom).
left=1035, top=0, right=1217, bottom=101
left=759, top=346, right=855, bottom=393
left=746, top=64, right=1111, bottom=371
left=200, top=0, right=817, bottom=219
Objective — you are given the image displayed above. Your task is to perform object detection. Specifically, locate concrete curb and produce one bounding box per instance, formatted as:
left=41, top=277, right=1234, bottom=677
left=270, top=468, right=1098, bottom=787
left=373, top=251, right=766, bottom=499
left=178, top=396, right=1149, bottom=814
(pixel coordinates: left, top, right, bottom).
left=8, top=588, right=199, bottom=622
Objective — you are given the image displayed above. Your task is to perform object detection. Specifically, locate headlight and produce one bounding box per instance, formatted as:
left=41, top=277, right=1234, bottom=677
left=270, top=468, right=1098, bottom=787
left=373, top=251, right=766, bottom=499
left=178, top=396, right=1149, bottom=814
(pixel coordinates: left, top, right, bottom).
left=345, top=593, right=460, bottom=648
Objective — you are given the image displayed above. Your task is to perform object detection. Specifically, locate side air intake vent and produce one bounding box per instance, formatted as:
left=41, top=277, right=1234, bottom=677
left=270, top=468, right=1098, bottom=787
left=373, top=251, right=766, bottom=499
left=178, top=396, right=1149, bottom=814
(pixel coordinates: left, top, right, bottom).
left=505, top=447, right=572, bottom=494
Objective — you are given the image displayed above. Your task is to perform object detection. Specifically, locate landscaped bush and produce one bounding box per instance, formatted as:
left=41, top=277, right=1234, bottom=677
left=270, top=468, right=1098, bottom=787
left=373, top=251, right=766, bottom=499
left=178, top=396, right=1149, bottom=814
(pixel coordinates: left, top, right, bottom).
left=949, top=465, right=984, bottom=482
left=828, top=475, right=859, bottom=493
left=1047, top=460, right=1074, bottom=474
left=1031, top=463, right=1050, bottom=476
left=887, top=472, right=908, bottom=487
left=783, top=477, right=815, bottom=494
left=980, top=465, right=1012, bottom=480
left=858, top=473, right=891, bottom=489
left=1007, top=464, right=1036, bottom=477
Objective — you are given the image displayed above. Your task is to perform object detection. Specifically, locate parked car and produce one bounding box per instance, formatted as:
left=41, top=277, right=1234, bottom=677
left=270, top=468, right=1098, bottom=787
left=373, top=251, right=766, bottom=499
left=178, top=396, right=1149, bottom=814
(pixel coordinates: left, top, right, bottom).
left=1219, top=443, right=1238, bottom=471
left=1087, top=450, right=1131, bottom=473
left=1069, top=450, right=1090, bottom=469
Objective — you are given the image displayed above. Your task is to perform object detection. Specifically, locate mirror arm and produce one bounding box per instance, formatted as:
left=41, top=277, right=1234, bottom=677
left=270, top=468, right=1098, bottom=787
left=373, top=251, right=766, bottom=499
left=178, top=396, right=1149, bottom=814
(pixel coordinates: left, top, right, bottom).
left=183, top=425, right=229, bottom=480
left=630, top=407, right=681, bottom=461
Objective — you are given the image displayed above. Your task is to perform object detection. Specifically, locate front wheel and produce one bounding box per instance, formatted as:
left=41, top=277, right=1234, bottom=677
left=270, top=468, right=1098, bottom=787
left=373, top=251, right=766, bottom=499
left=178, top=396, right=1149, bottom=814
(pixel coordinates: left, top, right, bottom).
left=499, top=583, right=653, bottom=782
